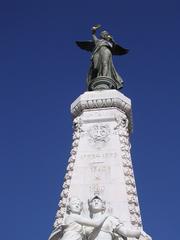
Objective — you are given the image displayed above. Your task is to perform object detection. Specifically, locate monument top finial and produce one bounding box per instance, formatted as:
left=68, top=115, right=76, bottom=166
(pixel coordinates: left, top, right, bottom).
left=76, top=25, right=128, bottom=91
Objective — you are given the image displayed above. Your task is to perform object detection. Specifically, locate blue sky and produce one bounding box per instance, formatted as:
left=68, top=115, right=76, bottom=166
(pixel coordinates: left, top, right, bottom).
left=0, top=0, right=179, bottom=239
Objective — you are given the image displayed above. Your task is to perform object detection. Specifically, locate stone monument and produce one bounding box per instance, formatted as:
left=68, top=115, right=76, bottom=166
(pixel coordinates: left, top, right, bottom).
left=48, top=25, right=152, bottom=240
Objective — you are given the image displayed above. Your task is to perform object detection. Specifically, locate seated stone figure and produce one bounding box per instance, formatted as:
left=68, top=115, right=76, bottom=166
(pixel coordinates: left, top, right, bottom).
left=60, top=197, right=108, bottom=240
left=85, top=195, right=141, bottom=240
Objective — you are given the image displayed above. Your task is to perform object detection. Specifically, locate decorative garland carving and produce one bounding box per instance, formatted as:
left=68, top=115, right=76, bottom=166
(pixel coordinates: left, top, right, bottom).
left=52, top=116, right=82, bottom=230
left=114, top=114, right=142, bottom=228
left=71, top=96, right=132, bottom=132
left=49, top=97, right=151, bottom=240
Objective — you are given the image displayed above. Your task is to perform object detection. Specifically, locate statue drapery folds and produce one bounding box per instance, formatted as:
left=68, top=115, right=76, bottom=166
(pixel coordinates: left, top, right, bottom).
left=76, top=25, right=128, bottom=91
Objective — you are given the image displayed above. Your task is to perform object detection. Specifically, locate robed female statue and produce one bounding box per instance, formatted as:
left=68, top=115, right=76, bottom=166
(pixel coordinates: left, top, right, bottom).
left=76, top=25, right=128, bottom=91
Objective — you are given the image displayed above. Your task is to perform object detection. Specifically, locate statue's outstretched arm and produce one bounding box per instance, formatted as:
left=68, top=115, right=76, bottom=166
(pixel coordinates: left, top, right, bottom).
left=91, top=25, right=101, bottom=42
left=115, top=225, right=141, bottom=238
left=70, top=213, right=107, bottom=227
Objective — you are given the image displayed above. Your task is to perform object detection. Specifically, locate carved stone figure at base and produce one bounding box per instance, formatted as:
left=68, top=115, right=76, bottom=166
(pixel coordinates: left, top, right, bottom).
left=59, top=197, right=108, bottom=240
left=76, top=25, right=128, bottom=91
left=86, top=195, right=141, bottom=240
left=139, top=231, right=152, bottom=240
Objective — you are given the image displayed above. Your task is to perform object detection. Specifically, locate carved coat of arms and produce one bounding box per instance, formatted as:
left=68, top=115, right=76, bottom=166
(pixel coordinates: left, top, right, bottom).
left=88, top=124, right=110, bottom=148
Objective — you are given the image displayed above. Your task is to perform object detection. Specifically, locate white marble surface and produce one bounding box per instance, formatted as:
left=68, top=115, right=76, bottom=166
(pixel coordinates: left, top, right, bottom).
left=49, top=90, right=151, bottom=240
left=70, top=91, right=135, bottom=226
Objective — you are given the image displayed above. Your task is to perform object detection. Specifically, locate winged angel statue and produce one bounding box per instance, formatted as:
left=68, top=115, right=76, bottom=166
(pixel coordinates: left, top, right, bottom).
left=76, top=25, right=128, bottom=91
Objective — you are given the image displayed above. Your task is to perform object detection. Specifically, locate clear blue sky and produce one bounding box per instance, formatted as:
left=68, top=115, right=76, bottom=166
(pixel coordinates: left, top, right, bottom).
left=0, top=0, right=179, bottom=239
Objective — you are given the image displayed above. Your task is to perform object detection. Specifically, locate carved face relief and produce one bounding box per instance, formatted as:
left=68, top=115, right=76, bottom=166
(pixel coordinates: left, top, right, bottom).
left=88, top=124, right=110, bottom=148
left=68, top=197, right=82, bottom=214
left=89, top=198, right=105, bottom=213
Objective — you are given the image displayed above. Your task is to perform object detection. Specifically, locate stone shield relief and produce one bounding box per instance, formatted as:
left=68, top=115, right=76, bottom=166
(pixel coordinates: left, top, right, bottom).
left=87, top=124, right=111, bottom=149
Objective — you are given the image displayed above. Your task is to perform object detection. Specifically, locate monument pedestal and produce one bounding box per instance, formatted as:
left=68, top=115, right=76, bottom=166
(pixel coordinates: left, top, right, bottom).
left=49, top=90, right=151, bottom=240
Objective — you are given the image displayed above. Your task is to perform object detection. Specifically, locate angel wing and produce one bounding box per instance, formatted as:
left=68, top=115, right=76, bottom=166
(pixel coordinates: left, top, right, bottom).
left=76, top=41, right=95, bottom=52
left=76, top=40, right=129, bottom=56
left=111, top=43, right=129, bottom=56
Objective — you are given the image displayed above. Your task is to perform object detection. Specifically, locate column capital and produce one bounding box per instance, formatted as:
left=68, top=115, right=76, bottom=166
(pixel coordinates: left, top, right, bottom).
left=71, top=90, right=133, bottom=132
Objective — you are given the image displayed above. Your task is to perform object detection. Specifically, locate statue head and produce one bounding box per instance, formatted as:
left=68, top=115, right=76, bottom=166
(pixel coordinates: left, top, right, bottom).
left=100, top=31, right=112, bottom=41
left=67, top=197, right=83, bottom=215
left=88, top=195, right=106, bottom=215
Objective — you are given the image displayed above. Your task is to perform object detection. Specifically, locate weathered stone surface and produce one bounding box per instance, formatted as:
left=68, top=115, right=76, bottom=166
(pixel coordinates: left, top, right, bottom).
left=71, top=90, right=132, bottom=132
left=49, top=90, right=151, bottom=240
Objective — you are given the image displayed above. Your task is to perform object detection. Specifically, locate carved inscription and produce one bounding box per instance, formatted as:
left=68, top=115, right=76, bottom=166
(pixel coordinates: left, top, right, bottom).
left=89, top=184, right=105, bottom=195
left=88, top=160, right=112, bottom=198
left=90, top=163, right=111, bottom=181
left=80, top=152, right=117, bottom=160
